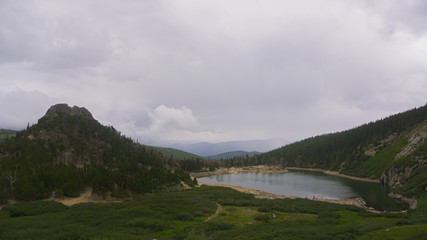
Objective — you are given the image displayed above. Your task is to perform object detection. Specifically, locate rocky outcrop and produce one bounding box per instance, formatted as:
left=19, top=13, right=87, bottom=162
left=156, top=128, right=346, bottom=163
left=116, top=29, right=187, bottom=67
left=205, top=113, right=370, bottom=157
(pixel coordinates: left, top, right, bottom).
left=381, top=120, right=427, bottom=189
left=381, top=158, right=426, bottom=189
left=379, top=120, right=427, bottom=208
left=44, top=103, right=93, bottom=119
left=395, top=120, right=427, bottom=159
left=388, top=193, right=418, bottom=209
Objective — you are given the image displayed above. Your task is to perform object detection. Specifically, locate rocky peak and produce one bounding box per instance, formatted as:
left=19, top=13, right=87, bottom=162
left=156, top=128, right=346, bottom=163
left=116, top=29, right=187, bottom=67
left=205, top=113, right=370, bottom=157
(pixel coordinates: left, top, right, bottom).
left=44, top=103, right=93, bottom=119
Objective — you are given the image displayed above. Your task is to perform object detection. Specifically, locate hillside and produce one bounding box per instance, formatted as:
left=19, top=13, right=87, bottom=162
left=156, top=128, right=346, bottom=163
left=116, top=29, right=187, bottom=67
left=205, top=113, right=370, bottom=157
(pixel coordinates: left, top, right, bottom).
left=206, top=150, right=261, bottom=160
left=0, top=104, right=194, bottom=203
left=0, top=129, right=17, bottom=144
left=148, top=146, right=203, bottom=160
left=260, top=104, right=427, bottom=197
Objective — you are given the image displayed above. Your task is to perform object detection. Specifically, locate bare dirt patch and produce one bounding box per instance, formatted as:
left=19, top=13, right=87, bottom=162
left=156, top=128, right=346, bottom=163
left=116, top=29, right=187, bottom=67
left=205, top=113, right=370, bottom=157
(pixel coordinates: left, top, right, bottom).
left=49, top=188, right=123, bottom=206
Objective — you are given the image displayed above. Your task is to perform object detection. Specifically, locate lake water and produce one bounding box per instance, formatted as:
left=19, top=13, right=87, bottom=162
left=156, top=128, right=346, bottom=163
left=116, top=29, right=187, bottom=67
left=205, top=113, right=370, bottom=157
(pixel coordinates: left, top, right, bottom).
left=198, top=170, right=408, bottom=211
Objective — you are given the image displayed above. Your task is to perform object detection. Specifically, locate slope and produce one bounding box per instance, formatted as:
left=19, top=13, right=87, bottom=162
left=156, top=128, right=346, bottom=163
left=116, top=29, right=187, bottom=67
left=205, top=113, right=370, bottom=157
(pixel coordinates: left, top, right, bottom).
left=260, top=103, right=427, bottom=197
left=148, top=145, right=204, bottom=160
left=0, top=104, right=194, bottom=203
left=0, top=129, right=17, bottom=144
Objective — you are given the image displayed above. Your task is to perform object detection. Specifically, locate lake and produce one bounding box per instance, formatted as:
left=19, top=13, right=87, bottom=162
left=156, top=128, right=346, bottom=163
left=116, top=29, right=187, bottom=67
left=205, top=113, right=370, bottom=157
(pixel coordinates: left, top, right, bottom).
left=197, top=170, right=408, bottom=211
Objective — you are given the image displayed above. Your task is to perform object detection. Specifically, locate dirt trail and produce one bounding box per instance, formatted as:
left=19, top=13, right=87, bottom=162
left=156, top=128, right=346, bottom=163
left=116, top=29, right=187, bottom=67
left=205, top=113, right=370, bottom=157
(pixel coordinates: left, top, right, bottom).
left=205, top=202, right=222, bottom=222
left=49, top=188, right=122, bottom=206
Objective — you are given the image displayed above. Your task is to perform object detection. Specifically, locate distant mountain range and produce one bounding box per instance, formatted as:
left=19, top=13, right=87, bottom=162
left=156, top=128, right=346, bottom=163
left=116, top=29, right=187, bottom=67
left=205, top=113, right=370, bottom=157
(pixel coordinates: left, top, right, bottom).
left=148, top=146, right=203, bottom=160
left=162, top=139, right=289, bottom=157
left=206, top=151, right=261, bottom=160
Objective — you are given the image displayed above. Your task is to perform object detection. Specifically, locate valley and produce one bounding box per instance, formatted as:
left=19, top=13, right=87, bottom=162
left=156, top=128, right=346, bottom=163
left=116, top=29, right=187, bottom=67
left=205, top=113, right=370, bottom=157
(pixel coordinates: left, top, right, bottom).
left=0, top=103, right=426, bottom=239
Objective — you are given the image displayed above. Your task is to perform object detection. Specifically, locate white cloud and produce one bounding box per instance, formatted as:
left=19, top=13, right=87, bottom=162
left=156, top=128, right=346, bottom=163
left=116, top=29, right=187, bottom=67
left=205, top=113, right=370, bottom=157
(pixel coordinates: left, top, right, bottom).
left=0, top=89, right=57, bottom=129
left=0, top=0, right=426, bottom=143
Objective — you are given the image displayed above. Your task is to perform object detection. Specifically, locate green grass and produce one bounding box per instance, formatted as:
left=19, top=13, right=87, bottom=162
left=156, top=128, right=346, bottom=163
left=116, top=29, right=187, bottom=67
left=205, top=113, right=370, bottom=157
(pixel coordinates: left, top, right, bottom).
left=0, top=186, right=426, bottom=239
left=358, top=224, right=427, bottom=240
left=348, top=138, right=408, bottom=178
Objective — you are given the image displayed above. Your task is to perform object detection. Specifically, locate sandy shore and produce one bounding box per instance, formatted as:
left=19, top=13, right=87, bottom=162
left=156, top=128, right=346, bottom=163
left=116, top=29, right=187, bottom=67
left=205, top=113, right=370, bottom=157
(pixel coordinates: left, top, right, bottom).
left=192, top=165, right=389, bottom=212
left=191, top=165, right=288, bottom=178
left=200, top=182, right=373, bottom=210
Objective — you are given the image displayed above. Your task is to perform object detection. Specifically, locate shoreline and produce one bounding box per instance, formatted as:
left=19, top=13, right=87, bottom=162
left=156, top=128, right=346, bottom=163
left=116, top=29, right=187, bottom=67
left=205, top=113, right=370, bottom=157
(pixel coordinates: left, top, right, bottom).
left=190, top=165, right=288, bottom=178
left=191, top=165, right=380, bottom=183
left=199, top=183, right=380, bottom=212
left=285, top=167, right=380, bottom=183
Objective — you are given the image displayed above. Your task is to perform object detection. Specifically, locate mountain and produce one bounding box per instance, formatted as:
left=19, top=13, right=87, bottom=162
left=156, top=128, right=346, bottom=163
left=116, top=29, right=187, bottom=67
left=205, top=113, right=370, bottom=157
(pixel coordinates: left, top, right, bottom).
left=148, top=146, right=204, bottom=160
left=260, top=104, right=427, bottom=197
left=206, top=151, right=261, bottom=160
left=165, top=139, right=288, bottom=157
left=0, top=104, right=194, bottom=203
left=0, top=129, right=17, bottom=144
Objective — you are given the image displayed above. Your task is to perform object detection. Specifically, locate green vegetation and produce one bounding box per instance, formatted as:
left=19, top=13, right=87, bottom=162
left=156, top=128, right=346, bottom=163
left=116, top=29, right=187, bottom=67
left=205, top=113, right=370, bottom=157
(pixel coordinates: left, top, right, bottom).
left=0, top=104, right=195, bottom=203
left=345, top=137, right=409, bottom=178
left=260, top=104, right=427, bottom=175
left=1, top=186, right=426, bottom=239
left=149, top=146, right=204, bottom=160
left=0, top=129, right=16, bottom=144
left=188, top=104, right=427, bottom=199
left=206, top=151, right=261, bottom=160
left=1, top=103, right=426, bottom=239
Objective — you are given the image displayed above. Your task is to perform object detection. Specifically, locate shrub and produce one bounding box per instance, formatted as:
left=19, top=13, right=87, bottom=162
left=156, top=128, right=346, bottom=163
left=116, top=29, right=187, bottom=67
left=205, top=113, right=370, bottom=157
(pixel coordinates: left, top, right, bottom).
left=254, top=214, right=270, bottom=223
left=174, top=213, right=194, bottom=221
left=2, top=200, right=68, bottom=217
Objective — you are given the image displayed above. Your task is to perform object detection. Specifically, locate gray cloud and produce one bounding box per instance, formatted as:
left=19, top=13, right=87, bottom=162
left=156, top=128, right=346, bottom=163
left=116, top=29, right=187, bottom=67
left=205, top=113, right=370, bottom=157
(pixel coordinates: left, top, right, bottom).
left=1, top=0, right=426, bottom=143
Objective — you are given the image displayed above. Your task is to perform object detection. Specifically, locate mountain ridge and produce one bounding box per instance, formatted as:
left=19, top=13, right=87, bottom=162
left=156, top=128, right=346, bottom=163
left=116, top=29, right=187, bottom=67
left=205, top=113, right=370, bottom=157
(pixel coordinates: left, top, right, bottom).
left=0, top=104, right=195, bottom=203
left=164, top=138, right=288, bottom=157
left=206, top=150, right=261, bottom=160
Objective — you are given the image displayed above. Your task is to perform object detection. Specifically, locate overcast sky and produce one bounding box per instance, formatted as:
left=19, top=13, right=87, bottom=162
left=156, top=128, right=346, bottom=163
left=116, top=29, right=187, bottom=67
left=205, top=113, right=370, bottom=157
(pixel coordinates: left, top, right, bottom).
left=1, top=0, right=426, bottom=145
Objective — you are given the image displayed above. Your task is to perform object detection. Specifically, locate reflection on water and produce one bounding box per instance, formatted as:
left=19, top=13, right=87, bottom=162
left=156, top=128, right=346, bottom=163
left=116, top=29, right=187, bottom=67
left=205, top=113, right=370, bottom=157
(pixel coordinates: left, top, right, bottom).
left=198, top=170, right=407, bottom=211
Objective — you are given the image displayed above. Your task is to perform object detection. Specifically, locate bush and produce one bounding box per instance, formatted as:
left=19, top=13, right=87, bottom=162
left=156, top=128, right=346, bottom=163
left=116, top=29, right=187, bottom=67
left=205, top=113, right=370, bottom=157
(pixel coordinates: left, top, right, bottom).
left=258, top=206, right=270, bottom=212
left=254, top=214, right=270, bottom=223
left=174, top=213, right=194, bottom=221
left=129, top=218, right=172, bottom=231
left=2, top=200, right=68, bottom=217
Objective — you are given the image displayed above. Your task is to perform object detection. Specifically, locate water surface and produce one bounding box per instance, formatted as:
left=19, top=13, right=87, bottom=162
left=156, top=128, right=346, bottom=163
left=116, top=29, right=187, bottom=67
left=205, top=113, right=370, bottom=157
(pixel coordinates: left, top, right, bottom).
left=198, top=170, right=407, bottom=211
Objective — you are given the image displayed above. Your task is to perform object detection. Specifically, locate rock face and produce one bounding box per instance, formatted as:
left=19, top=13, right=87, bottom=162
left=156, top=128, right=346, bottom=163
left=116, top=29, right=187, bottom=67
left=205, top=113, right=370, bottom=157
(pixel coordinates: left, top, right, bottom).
left=395, top=120, right=427, bottom=159
left=388, top=193, right=418, bottom=209
left=44, top=103, right=93, bottom=119
left=381, top=158, right=427, bottom=189
left=380, top=120, right=427, bottom=207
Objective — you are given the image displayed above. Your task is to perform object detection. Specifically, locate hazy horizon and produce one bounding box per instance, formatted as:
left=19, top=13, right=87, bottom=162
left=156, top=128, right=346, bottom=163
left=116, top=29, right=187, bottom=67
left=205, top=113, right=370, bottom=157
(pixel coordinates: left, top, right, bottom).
left=1, top=0, right=426, bottom=145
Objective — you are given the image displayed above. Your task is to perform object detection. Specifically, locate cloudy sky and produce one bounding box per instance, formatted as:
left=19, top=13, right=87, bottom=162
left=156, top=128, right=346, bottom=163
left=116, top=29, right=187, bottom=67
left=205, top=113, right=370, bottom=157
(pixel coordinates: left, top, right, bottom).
left=1, top=0, right=426, bottom=145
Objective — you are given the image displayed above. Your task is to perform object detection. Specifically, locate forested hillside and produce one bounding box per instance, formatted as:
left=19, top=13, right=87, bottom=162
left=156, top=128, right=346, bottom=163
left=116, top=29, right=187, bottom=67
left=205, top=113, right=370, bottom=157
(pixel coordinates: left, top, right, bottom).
left=0, top=129, right=16, bottom=144
left=0, top=104, right=195, bottom=203
left=185, top=104, right=427, bottom=198
left=206, top=151, right=261, bottom=160
left=258, top=104, right=427, bottom=197
left=149, top=146, right=203, bottom=160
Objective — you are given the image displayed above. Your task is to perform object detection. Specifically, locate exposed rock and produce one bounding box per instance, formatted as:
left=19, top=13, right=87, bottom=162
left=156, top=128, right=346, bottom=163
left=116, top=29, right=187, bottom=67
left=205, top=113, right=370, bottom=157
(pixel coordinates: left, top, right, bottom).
left=44, top=103, right=93, bottom=119
left=381, top=158, right=427, bottom=190
left=364, top=133, right=398, bottom=157
left=388, top=193, right=417, bottom=209
left=395, top=120, right=427, bottom=159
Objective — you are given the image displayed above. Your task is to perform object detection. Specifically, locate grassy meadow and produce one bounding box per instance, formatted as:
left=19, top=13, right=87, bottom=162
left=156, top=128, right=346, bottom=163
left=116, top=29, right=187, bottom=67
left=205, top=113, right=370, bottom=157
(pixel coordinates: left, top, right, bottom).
left=1, top=186, right=426, bottom=240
